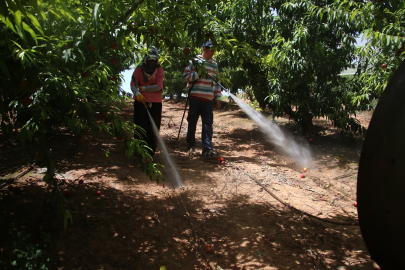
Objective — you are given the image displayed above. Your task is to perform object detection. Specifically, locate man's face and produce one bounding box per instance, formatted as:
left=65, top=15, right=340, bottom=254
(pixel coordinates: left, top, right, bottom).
left=204, top=47, right=215, bottom=58
left=147, top=59, right=157, bottom=67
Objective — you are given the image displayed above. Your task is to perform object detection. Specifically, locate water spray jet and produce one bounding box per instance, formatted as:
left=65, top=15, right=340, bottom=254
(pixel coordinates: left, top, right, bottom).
left=214, top=80, right=312, bottom=168
left=146, top=109, right=183, bottom=188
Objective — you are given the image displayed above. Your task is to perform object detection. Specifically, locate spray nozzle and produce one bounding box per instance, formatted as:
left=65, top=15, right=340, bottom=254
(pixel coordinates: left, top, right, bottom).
left=213, top=80, right=231, bottom=93
left=144, top=102, right=152, bottom=109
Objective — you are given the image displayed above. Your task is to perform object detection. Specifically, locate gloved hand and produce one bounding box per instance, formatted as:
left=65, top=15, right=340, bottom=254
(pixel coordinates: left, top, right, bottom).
left=136, top=94, right=146, bottom=106
left=138, top=86, right=146, bottom=92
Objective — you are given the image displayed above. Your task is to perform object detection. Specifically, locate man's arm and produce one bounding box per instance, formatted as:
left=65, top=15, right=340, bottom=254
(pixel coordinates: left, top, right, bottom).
left=130, top=69, right=142, bottom=97
left=214, top=82, right=222, bottom=99
left=211, top=61, right=222, bottom=108
left=139, top=67, right=164, bottom=92
left=130, top=69, right=146, bottom=105
left=182, top=60, right=200, bottom=82
left=131, top=85, right=142, bottom=97
left=139, top=85, right=161, bottom=92
left=212, top=62, right=222, bottom=101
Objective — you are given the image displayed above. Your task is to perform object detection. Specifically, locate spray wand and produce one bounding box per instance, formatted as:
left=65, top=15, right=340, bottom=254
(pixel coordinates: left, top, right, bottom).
left=170, top=80, right=197, bottom=143
left=213, top=79, right=230, bottom=94
left=203, top=71, right=231, bottom=94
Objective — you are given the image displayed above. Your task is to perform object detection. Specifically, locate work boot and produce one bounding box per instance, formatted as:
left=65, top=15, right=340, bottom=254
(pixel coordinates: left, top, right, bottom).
left=188, top=147, right=197, bottom=157
left=202, top=150, right=219, bottom=159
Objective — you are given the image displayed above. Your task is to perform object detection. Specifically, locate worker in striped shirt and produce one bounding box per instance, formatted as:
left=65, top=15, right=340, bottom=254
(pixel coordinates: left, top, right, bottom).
left=182, top=40, right=222, bottom=158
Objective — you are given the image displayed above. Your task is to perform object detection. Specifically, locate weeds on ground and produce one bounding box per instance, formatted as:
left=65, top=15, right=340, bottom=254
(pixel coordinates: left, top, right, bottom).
left=0, top=223, right=54, bottom=269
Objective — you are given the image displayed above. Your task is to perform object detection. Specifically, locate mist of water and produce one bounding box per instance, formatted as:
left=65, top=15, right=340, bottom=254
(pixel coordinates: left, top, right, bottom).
left=229, top=93, right=312, bottom=167
left=147, top=110, right=183, bottom=188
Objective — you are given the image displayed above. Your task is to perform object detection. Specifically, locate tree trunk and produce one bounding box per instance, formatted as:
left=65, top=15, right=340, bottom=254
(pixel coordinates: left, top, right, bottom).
left=283, top=106, right=313, bottom=132
left=301, top=109, right=313, bottom=132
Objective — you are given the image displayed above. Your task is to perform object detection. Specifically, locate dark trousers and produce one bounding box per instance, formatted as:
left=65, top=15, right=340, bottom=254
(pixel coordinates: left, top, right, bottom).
left=133, top=101, right=162, bottom=156
left=186, top=98, right=213, bottom=153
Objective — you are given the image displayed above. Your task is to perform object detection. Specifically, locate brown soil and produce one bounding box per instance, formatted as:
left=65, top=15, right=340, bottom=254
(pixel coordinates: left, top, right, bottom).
left=0, top=99, right=380, bottom=270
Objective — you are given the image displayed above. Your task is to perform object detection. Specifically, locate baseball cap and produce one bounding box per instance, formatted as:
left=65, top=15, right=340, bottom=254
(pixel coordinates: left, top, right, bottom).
left=202, top=40, right=213, bottom=48
left=145, top=47, right=159, bottom=61
left=147, top=55, right=158, bottom=61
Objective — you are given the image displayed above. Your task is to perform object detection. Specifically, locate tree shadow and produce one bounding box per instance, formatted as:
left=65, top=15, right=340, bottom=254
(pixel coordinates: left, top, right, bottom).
left=0, top=182, right=376, bottom=269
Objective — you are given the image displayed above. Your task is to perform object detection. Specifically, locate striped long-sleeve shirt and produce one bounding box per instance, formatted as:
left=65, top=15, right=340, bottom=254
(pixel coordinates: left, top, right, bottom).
left=182, top=55, right=221, bottom=101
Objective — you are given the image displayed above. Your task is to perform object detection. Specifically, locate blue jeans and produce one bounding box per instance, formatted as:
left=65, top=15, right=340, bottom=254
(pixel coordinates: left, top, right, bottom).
left=186, top=98, right=213, bottom=153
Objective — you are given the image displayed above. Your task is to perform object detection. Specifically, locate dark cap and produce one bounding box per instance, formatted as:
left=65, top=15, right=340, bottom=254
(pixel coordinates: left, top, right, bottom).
left=202, top=40, right=213, bottom=48
left=147, top=47, right=159, bottom=60
left=143, top=46, right=160, bottom=65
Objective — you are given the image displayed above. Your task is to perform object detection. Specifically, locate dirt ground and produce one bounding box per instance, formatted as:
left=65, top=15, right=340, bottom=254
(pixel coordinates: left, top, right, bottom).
left=0, top=98, right=381, bottom=270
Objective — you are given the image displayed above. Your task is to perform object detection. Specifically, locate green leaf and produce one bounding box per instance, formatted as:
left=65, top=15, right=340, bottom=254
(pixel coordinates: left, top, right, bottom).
left=93, top=3, right=100, bottom=24
left=150, top=0, right=157, bottom=12
left=127, top=140, right=135, bottom=158
left=6, top=0, right=25, bottom=40
left=0, top=8, right=17, bottom=33
left=62, top=48, right=71, bottom=63
left=13, top=9, right=22, bottom=31
left=41, top=108, right=47, bottom=120
left=81, top=30, right=86, bottom=42
left=93, top=3, right=101, bottom=44
left=36, top=249, right=43, bottom=257
left=22, top=22, right=38, bottom=45
left=48, top=8, right=61, bottom=19
left=27, top=13, right=44, bottom=35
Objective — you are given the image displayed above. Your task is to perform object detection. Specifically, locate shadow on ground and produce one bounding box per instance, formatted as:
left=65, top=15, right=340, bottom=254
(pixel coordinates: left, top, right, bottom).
left=0, top=181, right=372, bottom=269
left=0, top=99, right=378, bottom=269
